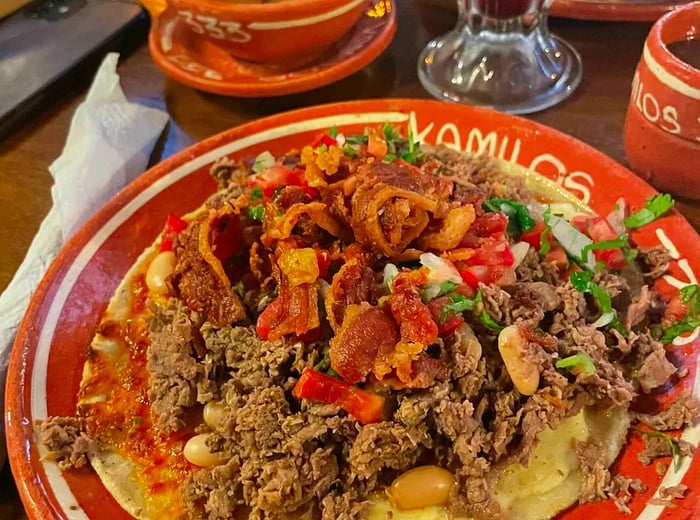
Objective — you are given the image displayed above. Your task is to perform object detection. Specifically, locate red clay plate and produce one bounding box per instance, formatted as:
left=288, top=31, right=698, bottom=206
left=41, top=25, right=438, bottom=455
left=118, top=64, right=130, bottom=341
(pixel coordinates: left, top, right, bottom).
left=550, top=0, right=692, bottom=21
left=6, top=99, right=700, bottom=520
left=148, top=1, right=396, bottom=97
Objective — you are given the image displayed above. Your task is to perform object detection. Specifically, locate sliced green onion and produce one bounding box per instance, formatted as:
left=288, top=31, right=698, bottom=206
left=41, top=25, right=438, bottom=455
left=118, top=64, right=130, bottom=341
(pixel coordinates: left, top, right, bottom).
left=556, top=352, right=596, bottom=375
left=624, top=194, right=674, bottom=229
left=247, top=205, right=265, bottom=221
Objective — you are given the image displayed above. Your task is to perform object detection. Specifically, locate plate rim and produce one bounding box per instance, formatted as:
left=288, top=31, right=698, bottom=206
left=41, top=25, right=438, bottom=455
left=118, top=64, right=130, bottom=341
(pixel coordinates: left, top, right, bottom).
left=6, top=97, right=700, bottom=519
left=551, top=0, right=689, bottom=21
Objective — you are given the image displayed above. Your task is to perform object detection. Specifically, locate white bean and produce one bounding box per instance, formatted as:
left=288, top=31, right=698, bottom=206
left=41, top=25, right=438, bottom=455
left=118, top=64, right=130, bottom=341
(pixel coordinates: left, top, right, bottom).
left=498, top=324, right=540, bottom=396
left=146, top=251, right=176, bottom=295
left=203, top=401, right=225, bottom=429
left=183, top=433, right=226, bottom=467
left=387, top=465, right=454, bottom=510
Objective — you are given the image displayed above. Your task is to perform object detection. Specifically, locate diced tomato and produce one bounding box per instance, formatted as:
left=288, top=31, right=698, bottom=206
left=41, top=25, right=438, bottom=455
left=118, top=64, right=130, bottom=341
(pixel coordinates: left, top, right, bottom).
left=519, top=219, right=552, bottom=251
left=315, top=250, right=332, bottom=280
left=293, top=368, right=385, bottom=424
left=256, top=298, right=284, bottom=340
left=470, top=212, right=508, bottom=237
left=311, top=133, right=337, bottom=149
left=544, top=245, right=568, bottom=268
left=663, top=294, right=688, bottom=327
left=427, top=296, right=464, bottom=337
left=570, top=215, right=626, bottom=269
left=159, top=214, right=188, bottom=252
left=248, top=165, right=298, bottom=197
left=653, top=278, right=678, bottom=303
left=465, top=238, right=515, bottom=267
left=367, top=129, right=388, bottom=157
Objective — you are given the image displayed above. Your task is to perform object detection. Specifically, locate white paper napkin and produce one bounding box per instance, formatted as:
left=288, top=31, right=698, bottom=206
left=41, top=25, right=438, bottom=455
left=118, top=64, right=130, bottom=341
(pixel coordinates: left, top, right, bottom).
left=0, top=52, right=169, bottom=465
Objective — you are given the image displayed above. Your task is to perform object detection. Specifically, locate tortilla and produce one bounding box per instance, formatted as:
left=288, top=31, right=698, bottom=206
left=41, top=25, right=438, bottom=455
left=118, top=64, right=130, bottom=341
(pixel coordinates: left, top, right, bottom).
left=71, top=142, right=629, bottom=520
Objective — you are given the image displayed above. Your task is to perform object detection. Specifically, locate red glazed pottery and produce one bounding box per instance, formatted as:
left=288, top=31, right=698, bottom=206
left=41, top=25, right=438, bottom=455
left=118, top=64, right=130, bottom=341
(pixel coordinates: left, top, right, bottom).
left=623, top=1, right=700, bottom=199
left=143, top=0, right=372, bottom=70
left=147, top=1, right=396, bottom=97
left=6, top=100, right=700, bottom=520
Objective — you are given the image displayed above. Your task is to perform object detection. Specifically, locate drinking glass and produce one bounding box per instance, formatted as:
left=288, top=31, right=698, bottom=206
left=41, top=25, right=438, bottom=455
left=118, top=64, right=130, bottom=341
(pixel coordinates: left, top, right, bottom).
left=417, top=0, right=582, bottom=114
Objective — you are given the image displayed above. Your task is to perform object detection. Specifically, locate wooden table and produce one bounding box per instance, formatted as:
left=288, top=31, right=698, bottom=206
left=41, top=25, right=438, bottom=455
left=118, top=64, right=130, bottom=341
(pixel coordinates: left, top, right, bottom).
left=1, top=1, right=698, bottom=517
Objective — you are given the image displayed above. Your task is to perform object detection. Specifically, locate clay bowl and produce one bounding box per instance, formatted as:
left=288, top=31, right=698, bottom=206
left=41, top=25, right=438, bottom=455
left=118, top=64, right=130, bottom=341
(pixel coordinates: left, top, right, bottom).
left=143, top=0, right=372, bottom=70
left=623, top=1, right=700, bottom=199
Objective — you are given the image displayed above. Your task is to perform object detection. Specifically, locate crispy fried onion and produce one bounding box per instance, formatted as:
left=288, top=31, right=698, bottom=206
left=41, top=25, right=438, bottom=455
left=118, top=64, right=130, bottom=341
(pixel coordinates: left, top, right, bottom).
left=262, top=202, right=347, bottom=245
left=418, top=206, right=476, bottom=251
left=198, top=205, right=235, bottom=291
left=350, top=184, right=438, bottom=260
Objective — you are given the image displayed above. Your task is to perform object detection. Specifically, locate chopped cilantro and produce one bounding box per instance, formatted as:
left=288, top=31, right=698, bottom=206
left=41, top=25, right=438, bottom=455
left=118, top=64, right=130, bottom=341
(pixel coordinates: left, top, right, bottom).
left=345, top=134, right=368, bottom=145
left=438, top=281, right=459, bottom=296
left=314, top=352, right=340, bottom=378
left=342, top=143, right=359, bottom=158
left=250, top=186, right=263, bottom=201
left=247, top=205, right=265, bottom=221
left=624, top=194, right=675, bottom=229
left=580, top=234, right=637, bottom=269
left=440, top=293, right=479, bottom=323
left=233, top=280, right=246, bottom=298
left=328, top=125, right=338, bottom=138
left=479, top=310, right=503, bottom=331
left=383, top=123, right=400, bottom=142
left=483, top=199, right=536, bottom=238
left=556, top=352, right=595, bottom=375
left=315, top=143, right=328, bottom=153
left=570, top=271, right=628, bottom=336
left=383, top=154, right=397, bottom=163
left=662, top=284, right=700, bottom=344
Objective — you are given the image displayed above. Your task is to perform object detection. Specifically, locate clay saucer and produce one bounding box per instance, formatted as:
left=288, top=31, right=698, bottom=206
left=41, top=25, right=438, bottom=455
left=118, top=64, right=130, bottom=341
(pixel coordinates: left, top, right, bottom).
left=148, top=4, right=396, bottom=97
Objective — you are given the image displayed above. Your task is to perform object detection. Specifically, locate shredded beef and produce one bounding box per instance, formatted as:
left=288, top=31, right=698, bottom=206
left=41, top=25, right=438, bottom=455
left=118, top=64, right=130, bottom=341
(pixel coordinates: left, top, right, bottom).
left=147, top=301, right=200, bottom=432
left=37, top=417, right=93, bottom=470
left=634, top=392, right=700, bottom=431
left=636, top=345, right=676, bottom=393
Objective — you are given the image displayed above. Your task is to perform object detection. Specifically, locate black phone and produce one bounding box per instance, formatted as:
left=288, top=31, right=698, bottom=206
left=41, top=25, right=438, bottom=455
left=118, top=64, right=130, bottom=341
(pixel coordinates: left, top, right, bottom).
left=0, top=0, right=148, bottom=138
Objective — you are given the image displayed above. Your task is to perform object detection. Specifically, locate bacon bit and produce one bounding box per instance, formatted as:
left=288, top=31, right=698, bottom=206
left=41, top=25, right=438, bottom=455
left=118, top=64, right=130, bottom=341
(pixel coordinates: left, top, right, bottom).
left=325, top=250, right=373, bottom=331
left=198, top=207, right=236, bottom=290
left=389, top=272, right=438, bottom=350
left=330, top=304, right=399, bottom=384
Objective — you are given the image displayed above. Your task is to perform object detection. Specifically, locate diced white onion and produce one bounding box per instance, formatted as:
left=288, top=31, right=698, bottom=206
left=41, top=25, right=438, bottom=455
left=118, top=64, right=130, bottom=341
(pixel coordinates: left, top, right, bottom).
left=336, top=133, right=346, bottom=146
left=419, top=253, right=462, bottom=284
left=548, top=214, right=596, bottom=270
left=605, top=197, right=628, bottom=235
left=422, top=282, right=442, bottom=301
left=383, top=263, right=400, bottom=288
left=511, top=242, right=531, bottom=269
left=591, top=311, right=615, bottom=329
left=253, top=150, right=275, bottom=173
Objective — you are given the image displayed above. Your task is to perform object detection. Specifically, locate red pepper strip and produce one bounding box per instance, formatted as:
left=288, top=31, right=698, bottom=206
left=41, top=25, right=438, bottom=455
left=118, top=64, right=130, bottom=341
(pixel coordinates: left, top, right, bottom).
left=160, top=214, right=188, bottom=252
left=311, top=133, right=337, bottom=148
left=256, top=298, right=284, bottom=340
left=292, top=368, right=385, bottom=424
